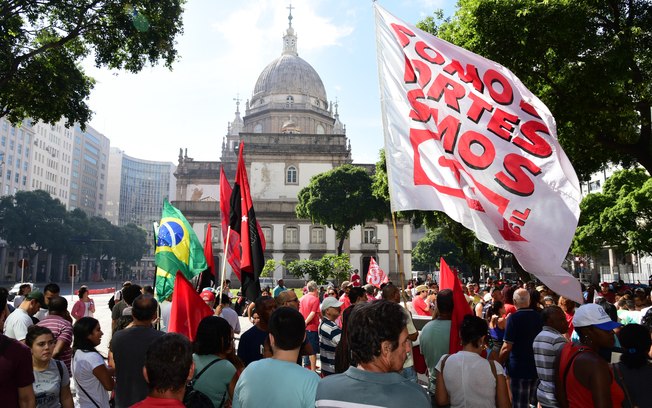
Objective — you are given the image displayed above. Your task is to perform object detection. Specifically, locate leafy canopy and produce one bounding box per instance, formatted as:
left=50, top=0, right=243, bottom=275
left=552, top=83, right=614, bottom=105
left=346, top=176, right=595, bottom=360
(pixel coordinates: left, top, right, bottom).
left=572, top=168, right=652, bottom=256
left=425, top=0, right=652, bottom=180
left=296, top=164, right=387, bottom=255
left=0, top=0, right=185, bottom=127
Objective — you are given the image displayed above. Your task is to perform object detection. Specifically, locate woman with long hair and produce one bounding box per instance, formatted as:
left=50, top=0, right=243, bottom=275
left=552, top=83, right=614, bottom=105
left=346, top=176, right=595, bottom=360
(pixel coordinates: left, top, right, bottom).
left=26, top=325, right=73, bottom=408
left=71, top=287, right=95, bottom=321
left=486, top=300, right=506, bottom=359
left=72, top=317, right=114, bottom=408
left=435, top=315, right=510, bottom=408
left=556, top=304, right=624, bottom=408
left=192, top=316, right=242, bottom=408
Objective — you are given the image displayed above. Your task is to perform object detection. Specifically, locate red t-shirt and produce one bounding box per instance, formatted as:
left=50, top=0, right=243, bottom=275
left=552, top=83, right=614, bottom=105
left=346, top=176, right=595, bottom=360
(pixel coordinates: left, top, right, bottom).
left=413, top=296, right=430, bottom=316
left=0, top=335, right=34, bottom=408
left=131, top=396, right=186, bottom=407
left=339, top=294, right=351, bottom=311
left=299, top=292, right=321, bottom=332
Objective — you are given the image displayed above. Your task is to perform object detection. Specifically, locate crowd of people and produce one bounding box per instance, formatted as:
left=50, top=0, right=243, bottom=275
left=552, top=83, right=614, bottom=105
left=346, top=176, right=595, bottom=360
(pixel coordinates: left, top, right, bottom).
left=0, top=276, right=650, bottom=408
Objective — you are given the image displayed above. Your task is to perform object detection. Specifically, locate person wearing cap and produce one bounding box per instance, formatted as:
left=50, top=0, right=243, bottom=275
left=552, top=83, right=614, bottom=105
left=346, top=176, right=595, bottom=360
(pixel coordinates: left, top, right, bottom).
left=556, top=303, right=625, bottom=408
left=319, top=296, right=343, bottom=376
left=200, top=289, right=216, bottom=309
left=4, top=291, right=45, bottom=342
left=412, top=284, right=433, bottom=316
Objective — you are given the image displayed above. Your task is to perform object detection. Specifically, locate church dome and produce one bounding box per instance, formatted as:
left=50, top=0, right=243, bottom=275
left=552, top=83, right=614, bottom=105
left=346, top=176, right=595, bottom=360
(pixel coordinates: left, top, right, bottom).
left=252, top=54, right=327, bottom=102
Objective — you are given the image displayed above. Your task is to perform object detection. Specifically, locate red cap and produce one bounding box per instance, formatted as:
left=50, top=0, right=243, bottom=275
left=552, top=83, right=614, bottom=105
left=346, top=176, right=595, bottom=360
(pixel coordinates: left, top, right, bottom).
left=200, top=291, right=215, bottom=302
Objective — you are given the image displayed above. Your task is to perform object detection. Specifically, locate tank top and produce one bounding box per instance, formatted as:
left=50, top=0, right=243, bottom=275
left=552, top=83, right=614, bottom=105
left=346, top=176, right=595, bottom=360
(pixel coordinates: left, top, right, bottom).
left=559, top=343, right=624, bottom=408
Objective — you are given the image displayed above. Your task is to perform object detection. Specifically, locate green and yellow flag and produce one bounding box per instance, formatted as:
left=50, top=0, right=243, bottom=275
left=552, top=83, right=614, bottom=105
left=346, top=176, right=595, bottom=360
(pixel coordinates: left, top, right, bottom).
left=155, top=200, right=207, bottom=300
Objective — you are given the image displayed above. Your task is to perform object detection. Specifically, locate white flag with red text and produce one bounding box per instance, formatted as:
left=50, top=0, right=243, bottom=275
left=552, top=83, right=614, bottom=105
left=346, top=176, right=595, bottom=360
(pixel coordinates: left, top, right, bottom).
left=374, top=4, right=582, bottom=302
left=367, top=257, right=388, bottom=288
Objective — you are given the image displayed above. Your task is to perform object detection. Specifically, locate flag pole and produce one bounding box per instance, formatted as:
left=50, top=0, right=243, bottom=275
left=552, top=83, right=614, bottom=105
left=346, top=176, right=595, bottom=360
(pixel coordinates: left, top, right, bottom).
left=391, top=212, right=408, bottom=310
left=218, top=226, right=232, bottom=301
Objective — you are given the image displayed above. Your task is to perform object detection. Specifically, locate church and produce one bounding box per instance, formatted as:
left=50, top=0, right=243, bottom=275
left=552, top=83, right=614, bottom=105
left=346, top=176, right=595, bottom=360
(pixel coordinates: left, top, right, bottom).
left=173, top=10, right=412, bottom=287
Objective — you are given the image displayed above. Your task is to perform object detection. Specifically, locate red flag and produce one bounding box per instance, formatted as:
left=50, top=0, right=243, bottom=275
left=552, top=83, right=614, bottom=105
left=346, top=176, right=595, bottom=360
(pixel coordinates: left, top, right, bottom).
left=169, top=272, right=213, bottom=341
left=229, top=143, right=266, bottom=301
left=220, top=167, right=242, bottom=280
left=439, top=257, right=472, bottom=354
left=366, top=257, right=388, bottom=288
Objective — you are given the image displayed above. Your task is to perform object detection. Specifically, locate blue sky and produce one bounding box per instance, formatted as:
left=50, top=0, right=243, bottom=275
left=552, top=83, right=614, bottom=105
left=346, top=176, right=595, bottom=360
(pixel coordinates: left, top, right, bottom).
left=84, top=0, right=452, bottom=165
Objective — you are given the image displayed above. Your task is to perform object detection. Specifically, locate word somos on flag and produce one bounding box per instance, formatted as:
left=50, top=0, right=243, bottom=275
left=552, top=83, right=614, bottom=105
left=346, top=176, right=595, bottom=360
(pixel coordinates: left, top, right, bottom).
left=375, top=5, right=582, bottom=302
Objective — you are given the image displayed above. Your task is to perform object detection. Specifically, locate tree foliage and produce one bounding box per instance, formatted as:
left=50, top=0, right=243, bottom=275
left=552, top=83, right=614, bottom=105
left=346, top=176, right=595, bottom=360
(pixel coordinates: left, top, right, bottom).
left=296, top=164, right=387, bottom=255
left=0, top=190, right=148, bottom=276
left=264, top=254, right=353, bottom=285
left=423, top=0, right=652, bottom=180
left=0, top=0, right=185, bottom=127
left=412, top=227, right=463, bottom=271
left=572, top=168, right=652, bottom=256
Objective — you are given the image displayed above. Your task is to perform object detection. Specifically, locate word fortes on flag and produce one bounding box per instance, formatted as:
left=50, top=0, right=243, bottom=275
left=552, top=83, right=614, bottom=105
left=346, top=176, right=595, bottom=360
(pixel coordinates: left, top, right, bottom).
left=374, top=4, right=583, bottom=302
left=366, top=257, right=388, bottom=288
left=155, top=200, right=207, bottom=300
left=229, top=142, right=266, bottom=302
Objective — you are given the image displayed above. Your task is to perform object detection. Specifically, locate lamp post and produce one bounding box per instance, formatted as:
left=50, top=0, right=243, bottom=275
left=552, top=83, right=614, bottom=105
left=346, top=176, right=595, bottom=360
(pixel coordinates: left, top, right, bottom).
left=371, top=237, right=381, bottom=261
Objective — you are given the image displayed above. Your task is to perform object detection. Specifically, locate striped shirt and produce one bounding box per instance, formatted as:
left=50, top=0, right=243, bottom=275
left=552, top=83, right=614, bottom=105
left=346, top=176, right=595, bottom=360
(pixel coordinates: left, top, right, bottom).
left=533, top=326, right=567, bottom=407
left=37, top=314, right=74, bottom=375
left=319, top=319, right=341, bottom=375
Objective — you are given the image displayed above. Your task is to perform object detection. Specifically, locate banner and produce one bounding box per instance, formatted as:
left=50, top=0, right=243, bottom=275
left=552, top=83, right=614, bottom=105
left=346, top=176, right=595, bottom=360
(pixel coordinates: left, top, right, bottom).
left=374, top=4, right=582, bottom=302
left=366, top=257, right=388, bottom=288
left=155, top=200, right=207, bottom=300
left=439, top=258, right=473, bottom=354
left=169, top=272, right=213, bottom=341
left=229, top=142, right=266, bottom=301
left=220, top=166, right=242, bottom=280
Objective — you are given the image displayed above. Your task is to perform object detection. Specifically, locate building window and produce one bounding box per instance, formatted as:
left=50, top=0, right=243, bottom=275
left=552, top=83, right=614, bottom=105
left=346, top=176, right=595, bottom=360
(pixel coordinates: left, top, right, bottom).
left=254, top=124, right=263, bottom=133
left=284, top=227, right=298, bottom=244
left=316, top=124, right=325, bottom=134
left=286, top=165, right=297, bottom=184
left=286, top=95, right=294, bottom=108
left=262, top=226, right=273, bottom=243
left=363, top=227, right=376, bottom=244
left=311, top=227, right=324, bottom=243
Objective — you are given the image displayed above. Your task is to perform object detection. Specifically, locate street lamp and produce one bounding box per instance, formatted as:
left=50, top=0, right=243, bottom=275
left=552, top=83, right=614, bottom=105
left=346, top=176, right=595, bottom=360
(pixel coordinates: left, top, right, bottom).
left=371, top=236, right=381, bottom=260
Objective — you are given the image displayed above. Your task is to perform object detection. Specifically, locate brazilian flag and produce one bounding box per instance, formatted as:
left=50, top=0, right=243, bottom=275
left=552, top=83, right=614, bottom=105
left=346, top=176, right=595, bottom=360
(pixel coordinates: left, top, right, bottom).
left=155, top=200, right=207, bottom=300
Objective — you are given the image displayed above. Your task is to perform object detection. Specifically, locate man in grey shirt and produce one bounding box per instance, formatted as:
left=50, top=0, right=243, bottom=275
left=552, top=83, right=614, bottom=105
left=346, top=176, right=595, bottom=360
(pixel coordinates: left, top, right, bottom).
left=315, top=300, right=430, bottom=408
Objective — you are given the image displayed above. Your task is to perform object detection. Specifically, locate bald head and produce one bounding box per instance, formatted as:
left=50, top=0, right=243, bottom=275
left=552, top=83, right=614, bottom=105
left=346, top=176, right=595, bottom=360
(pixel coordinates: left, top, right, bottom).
left=513, top=288, right=530, bottom=309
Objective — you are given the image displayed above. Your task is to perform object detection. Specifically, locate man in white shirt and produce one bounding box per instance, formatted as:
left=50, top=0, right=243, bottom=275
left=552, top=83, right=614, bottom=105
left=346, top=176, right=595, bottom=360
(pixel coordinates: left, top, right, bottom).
left=4, top=291, right=45, bottom=341
left=216, top=294, right=241, bottom=334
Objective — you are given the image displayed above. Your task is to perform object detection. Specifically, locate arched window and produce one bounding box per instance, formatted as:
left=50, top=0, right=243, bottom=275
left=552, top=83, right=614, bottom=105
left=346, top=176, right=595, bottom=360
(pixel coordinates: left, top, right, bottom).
left=253, top=123, right=263, bottom=133
left=316, top=124, right=325, bottom=134
left=261, top=226, right=273, bottom=243
left=286, top=165, right=297, bottom=184
left=286, top=95, right=294, bottom=108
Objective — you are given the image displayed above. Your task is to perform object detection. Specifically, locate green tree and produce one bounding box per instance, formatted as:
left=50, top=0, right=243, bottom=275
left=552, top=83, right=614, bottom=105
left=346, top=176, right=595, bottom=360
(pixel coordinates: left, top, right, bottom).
left=422, top=0, right=652, bottom=180
left=283, top=254, right=353, bottom=285
left=296, top=164, right=387, bottom=255
left=412, top=227, right=462, bottom=271
left=0, top=190, right=68, bottom=275
left=572, top=168, right=652, bottom=256
left=1, top=0, right=185, bottom=127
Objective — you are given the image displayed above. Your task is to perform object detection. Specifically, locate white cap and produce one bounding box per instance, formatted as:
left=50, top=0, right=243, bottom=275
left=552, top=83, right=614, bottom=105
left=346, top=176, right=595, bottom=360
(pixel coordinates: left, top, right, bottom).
left=321, top=296, right=343, bottom=311
left=573, top=303, right=621, bottom=331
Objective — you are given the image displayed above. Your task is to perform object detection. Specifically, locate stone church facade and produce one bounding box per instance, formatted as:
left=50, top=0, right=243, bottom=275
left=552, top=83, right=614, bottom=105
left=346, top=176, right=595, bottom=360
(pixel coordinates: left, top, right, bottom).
left=173, top=12, right=412, bottom=287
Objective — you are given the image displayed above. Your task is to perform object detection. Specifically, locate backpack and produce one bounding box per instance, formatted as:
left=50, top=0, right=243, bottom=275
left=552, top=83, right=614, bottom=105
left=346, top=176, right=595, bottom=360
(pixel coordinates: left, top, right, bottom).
left=108, top=295, right=116, bottom=311
left=183, top=357, right=224, bottom=408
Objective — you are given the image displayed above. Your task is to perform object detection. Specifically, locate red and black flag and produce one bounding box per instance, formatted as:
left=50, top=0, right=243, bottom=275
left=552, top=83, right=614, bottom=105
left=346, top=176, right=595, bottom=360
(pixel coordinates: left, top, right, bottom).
left=196, top=223, right=215, bottom=291
left=229, top=142, right=266, bottom=301
left=220, top=166, right=242, bottom=280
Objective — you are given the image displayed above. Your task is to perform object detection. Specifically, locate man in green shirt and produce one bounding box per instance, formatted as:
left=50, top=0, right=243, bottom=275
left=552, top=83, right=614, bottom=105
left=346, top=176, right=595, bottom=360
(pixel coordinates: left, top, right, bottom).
left=419, top=289, right=453, bottom=395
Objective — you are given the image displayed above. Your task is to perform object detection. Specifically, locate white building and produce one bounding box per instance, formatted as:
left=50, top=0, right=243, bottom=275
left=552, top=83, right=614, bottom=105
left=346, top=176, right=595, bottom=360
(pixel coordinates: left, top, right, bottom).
left=174, top=11, right=412, bottom=287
